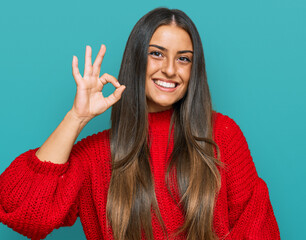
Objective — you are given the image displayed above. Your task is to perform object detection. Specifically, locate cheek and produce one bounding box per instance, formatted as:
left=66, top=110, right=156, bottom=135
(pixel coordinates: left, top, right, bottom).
left=146, top=58, right=161, bottom=77
left=178, top=66, right=192, bottom=84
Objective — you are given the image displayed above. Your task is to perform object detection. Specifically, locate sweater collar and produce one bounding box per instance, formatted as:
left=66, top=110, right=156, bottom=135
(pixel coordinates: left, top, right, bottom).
left=148, top=108, right=174, bottom=132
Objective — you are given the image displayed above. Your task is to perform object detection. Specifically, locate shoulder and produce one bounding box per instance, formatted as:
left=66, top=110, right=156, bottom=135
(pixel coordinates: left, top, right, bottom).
left=77, top=129, right=110, bottom=144
left=68, top=129, right=112, bottom=176
left=72, top=129, right=111, bottom=156
left=212, top=111, right=243, bottom=141
left=212, top=111, right=250, bottom=162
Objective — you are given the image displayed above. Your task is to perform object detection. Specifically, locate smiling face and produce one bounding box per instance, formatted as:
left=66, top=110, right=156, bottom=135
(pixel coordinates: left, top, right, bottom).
left=145, top=24, right=193, bottom=112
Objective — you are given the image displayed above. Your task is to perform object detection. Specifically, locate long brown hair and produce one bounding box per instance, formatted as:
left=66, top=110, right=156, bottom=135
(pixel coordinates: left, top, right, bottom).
left=108, top=8, right=222, bottom=240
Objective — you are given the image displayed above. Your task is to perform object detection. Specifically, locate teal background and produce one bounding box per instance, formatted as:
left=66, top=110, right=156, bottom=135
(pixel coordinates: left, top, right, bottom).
left=0, top=0, right=305, bottom=239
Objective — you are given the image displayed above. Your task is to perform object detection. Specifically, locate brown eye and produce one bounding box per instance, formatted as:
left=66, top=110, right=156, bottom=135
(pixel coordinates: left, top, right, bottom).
left=149, top=51, right=163, bottom=57
left=178, top=56, right=191, bottom=62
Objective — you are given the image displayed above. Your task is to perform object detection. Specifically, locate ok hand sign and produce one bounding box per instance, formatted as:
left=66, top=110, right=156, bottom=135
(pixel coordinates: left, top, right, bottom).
left=70, top=45, right=125, bottom=122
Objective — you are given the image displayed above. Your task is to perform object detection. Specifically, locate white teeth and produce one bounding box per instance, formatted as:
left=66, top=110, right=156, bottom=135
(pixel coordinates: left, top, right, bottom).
left=154, top=80, right=176, bottom=88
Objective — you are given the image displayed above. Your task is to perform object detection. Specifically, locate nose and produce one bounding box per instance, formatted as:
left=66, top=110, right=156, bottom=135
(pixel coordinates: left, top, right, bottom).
left=161, top=58, right=176, bottom=77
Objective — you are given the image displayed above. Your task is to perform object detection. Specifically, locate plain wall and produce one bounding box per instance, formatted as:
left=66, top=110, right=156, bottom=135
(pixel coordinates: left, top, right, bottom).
left=1, top=0, right=305, bottom=239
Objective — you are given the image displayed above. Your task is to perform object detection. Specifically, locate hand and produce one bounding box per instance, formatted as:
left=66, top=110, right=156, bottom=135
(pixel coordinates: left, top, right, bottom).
left=70, top=45, right=125, bottom=122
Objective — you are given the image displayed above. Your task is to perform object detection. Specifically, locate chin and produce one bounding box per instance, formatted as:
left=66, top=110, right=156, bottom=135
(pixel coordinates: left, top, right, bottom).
left=156, top=99, right=176, bottom=107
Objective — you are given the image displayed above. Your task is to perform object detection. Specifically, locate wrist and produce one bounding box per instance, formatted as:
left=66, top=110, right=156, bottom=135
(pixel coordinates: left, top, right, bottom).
left=66, top=110, right=91, bottom=130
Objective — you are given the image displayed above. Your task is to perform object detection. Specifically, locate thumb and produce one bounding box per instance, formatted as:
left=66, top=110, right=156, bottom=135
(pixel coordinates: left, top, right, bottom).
left=104, top=85, right=126, bottom=107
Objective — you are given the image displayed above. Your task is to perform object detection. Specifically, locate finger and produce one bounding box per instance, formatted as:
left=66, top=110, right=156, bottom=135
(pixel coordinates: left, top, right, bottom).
left=72, top=56, right=83, bottom=84
left=104, top=85, right=126, bottom=107
left=99, top=73, right=121, bottom=88
left=93, top=44, right=106, bottom=77
left=84, top=45, right=93, bottom=76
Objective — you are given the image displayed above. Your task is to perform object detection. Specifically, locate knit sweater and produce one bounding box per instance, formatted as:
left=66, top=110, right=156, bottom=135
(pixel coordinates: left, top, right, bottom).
left=0, top=110, right=280, bottom=239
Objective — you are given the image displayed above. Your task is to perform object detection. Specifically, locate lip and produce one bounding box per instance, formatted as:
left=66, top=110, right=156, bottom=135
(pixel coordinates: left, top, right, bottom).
left=153, top=78, right=178, bottom=84
left=152, top=78, right=179, bottom=92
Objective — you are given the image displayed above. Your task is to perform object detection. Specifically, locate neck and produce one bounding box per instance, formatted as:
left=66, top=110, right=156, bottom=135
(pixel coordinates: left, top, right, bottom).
left=147, top=102, right=173, bottom=113
left=148, top=108, right=174, bottom=132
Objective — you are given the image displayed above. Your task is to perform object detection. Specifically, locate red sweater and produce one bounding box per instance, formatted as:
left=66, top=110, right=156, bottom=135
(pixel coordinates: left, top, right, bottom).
left=0, top=110, right=280, bottom=239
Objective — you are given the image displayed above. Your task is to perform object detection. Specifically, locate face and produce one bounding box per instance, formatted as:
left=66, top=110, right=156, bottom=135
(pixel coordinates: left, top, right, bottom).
left=145, top=24, right=193, bottom=112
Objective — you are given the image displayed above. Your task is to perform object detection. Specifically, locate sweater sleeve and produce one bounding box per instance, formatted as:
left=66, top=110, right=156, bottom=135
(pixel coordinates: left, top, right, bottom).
left=0, top=133, right=95, bottom=240
left=215, top=114, right=280, bottom=239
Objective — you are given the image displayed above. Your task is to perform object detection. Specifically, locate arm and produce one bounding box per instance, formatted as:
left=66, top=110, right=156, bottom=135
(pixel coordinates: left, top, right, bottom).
left=0, top=45, right=125, bottom=239
left=215, top=114, right=280, bottom=239
left=0, top=130, right=105, bottom=239
left=0, top=141, right=86, bottom=239
left=36, top=44, right=125, bottom=165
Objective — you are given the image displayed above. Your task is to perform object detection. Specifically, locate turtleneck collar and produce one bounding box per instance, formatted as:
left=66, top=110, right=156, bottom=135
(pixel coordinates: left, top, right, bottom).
left=148, top=108, right=174, bottom=132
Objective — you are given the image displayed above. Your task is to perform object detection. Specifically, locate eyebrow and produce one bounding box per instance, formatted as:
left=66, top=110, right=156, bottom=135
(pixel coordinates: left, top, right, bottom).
left=149, top=44, right=193, bottom=54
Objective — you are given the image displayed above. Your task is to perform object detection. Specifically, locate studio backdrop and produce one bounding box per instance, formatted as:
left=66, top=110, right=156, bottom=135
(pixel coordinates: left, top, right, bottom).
left=0, top=0, right=305, bottom=239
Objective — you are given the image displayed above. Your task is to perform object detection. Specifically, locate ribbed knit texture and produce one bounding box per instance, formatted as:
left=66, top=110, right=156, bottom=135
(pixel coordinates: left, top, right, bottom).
left=0, top=110, right=280, bottom=239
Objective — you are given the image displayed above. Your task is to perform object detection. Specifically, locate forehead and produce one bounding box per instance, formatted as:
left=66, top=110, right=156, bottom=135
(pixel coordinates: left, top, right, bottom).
left=149, top=25, right=193, bottom=50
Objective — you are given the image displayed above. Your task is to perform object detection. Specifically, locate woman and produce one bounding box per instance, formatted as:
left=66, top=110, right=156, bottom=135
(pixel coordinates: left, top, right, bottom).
left=0, top=8, right=280, bottom=240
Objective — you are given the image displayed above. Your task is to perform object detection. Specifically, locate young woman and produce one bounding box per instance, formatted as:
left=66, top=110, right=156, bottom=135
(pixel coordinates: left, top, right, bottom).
left=0, top=8, right=280, bottom=240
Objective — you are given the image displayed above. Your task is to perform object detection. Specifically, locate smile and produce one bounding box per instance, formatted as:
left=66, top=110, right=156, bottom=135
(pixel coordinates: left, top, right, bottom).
left=153, top=80, right=177, bottom=89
